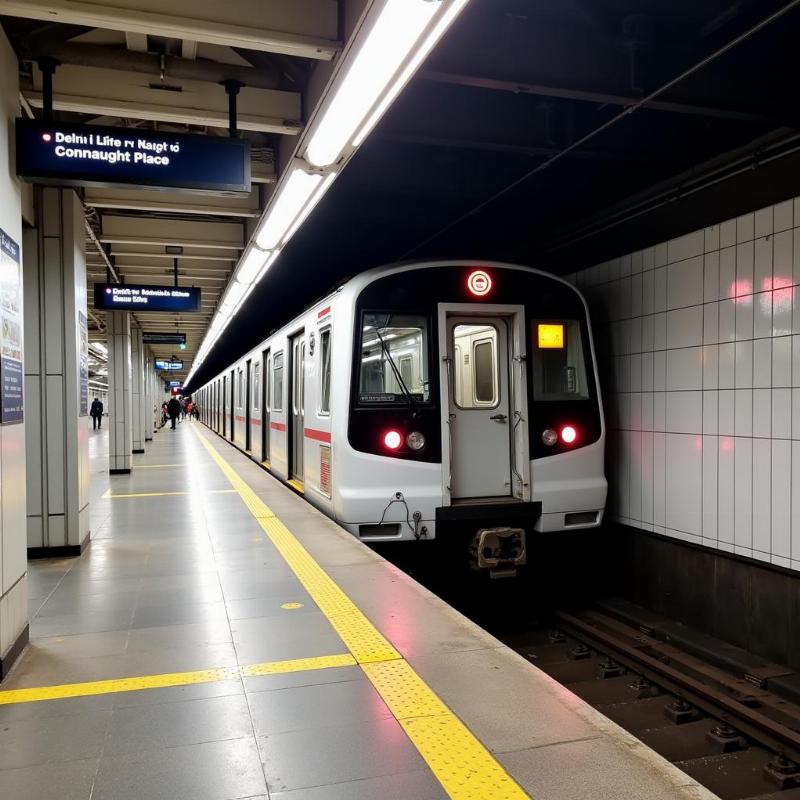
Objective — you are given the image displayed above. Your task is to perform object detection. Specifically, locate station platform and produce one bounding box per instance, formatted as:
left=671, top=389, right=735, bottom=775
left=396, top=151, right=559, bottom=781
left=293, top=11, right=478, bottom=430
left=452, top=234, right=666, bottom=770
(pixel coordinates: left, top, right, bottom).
left=0, top=420, right=718, bottom=800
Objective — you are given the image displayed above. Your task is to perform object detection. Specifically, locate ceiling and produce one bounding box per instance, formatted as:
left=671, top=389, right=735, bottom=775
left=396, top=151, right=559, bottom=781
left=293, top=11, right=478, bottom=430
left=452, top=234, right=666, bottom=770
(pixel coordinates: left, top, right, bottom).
left=3, top=1, right=800, bottom=392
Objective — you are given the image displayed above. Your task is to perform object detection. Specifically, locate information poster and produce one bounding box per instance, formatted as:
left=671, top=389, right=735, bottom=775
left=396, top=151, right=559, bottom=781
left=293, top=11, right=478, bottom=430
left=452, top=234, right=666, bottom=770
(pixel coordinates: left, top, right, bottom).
left=78, top=311, right=88, bottom=416
left=0, top=228, right=22, bottom=423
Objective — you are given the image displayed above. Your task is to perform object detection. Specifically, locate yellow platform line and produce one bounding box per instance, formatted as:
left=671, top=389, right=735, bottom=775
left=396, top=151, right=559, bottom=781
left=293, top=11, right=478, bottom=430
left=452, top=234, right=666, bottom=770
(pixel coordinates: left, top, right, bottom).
left=0, top=653, right=355, bottom=706
left=101, top=489, right=237, bottom=499
left=193, top=426, right=529, bottom=800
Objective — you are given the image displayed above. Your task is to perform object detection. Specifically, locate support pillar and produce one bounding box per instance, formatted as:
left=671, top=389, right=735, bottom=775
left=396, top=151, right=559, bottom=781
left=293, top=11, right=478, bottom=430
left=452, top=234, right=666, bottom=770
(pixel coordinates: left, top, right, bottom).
left=130, top=326, right=145, bottom=454
left=107, top=312, right=132, bottom=474
left=0, top=27, right=28, bottom=680
left=24, top=187, right=90, bottom=559
left=144, top=352, right=154, bottom=442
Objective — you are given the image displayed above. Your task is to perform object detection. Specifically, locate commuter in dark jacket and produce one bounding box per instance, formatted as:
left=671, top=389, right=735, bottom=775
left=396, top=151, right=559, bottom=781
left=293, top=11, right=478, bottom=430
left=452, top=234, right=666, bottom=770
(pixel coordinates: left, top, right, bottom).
left=167, top=397, right=182, bottom=429
left=90, top=397, right=103, bottom=430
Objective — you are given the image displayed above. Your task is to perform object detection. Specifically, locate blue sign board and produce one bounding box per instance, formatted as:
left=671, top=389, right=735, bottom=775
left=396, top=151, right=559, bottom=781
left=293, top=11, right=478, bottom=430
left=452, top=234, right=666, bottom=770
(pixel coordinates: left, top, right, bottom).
left=0, top=228, right=22, bottom=424
left=155, top=360, right=183, bottom=371
left=94, top=284, right=201, bottom=313
left=16, top=119, right=251, bottom=194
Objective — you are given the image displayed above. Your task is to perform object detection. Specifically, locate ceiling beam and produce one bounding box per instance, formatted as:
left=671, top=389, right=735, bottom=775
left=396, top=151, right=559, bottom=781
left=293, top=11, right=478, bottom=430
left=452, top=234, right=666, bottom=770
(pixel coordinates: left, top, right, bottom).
left=421, top=70, right=776, bottom=125
left=25, top=61, right=301, bottom=133
left=38, top=44, right=282, bottom=91
left=84, top=187, right=261, bottom=218
left=99, top=235, right=242, bottom=250
left=0, top=0, right=340, bottom=60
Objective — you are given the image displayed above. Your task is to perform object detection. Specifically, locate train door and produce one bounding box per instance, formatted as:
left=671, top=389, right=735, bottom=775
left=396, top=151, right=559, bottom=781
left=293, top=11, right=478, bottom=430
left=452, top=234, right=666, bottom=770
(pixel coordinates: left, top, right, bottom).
left=289, top=332, right=305, bottom=486
left=261, top=349, right=270, bottom=464
left=445, top=314, right=513, bottom=499
left=222, top=376, right=227, bottom=437
left=245, top=359, right=252, bottom=452
left=229, top=369, right=235, bottom=440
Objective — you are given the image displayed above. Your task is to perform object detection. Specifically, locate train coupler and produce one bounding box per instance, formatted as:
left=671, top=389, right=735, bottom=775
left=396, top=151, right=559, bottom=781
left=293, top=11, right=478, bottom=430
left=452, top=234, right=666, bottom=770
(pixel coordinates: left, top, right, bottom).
left=469, top=526, right=526, bottom=578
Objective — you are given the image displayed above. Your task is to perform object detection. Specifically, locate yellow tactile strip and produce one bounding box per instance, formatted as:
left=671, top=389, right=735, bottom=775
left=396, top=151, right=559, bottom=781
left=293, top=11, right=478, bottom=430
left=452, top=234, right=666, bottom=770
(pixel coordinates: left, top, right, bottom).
left=193, top=427, right=530, bottom=800
left=0, top=654, right=356, bottom=705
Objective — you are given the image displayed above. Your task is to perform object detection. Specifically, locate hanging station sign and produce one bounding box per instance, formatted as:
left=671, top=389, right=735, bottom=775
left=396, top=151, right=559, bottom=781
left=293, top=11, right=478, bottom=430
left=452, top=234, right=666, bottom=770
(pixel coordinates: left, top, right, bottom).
left=94, top=284, right=201, bottom=313
left=15, top=119, right=251, bottom=194
left=155, top=360, right=183, bottom=371
left=142, top=332, right=186, bottom=345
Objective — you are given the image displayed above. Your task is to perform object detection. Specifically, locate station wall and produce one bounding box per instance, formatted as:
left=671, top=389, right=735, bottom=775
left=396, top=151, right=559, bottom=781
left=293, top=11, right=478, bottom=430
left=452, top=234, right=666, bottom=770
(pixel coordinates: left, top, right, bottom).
left=566, top=197, right=800, bottom=574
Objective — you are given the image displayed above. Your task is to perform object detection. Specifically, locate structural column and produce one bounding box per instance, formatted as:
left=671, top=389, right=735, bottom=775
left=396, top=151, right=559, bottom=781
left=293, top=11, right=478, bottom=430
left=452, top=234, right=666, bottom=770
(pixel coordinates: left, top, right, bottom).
left=144, top=351, right=154, bottom=442
left=23, top=187, right=90, bottom=559
left=130, top=325, right=145, bottom=454
left=107, top=311, right=133, bottom=474
left=0, top=26, right=27, bottom=679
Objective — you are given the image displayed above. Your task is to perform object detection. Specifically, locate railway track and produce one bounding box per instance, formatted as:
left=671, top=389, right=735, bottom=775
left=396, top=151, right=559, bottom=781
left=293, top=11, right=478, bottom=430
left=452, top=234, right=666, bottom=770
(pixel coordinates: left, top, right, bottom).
left=501, top=607, right=800, bottom=800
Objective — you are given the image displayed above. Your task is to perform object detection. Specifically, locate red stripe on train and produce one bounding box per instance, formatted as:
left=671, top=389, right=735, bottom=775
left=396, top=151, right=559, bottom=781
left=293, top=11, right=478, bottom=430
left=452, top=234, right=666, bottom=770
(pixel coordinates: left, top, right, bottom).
left=304, top=428, right=331, bottom=443
left=270, top=421, right=287, bottom=432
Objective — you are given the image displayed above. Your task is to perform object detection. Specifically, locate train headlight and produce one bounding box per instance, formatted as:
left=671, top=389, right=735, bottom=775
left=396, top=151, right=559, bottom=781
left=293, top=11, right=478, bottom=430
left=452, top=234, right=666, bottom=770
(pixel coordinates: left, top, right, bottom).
left=561, top=425, right=577, bottom=444
left=541, top=428, right=558, bottom=447
left=406, top=431, right=426, bottom=451
left=383, top=430, right=402, bottom=450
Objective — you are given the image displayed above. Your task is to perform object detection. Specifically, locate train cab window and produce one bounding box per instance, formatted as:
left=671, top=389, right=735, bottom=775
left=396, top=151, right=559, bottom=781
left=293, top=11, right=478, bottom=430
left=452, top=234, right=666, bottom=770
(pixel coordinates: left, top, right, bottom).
left=253, top=362, right=260, bottom=410
left=452, top=324, right=498, bottom=409
left=357, top=313, right=430, bottom=404
left=532, top=320, right=589, bottom=400
left=320, top=329, right=331, bottom=414
left=272, top=353, right=284, bottom=411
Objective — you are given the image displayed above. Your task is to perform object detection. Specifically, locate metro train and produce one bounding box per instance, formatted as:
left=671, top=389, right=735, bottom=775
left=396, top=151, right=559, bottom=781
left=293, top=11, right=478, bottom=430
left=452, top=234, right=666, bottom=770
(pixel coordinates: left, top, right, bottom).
left=195, top=261, right=607, bottom=575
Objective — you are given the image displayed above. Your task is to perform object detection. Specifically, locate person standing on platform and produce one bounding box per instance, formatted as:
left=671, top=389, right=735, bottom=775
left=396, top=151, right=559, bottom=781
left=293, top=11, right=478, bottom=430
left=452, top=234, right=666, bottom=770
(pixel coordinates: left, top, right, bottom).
left=90, top=397, right=103, bottom=430
left=167, top=396, right=182, bottom=430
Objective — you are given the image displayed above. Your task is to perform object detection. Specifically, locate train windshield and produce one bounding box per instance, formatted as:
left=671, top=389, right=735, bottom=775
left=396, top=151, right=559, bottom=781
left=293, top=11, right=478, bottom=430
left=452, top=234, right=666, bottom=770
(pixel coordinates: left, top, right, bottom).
left=358, top=313, right=430, bottom=404
left=532, top=320, right=590, bottom=400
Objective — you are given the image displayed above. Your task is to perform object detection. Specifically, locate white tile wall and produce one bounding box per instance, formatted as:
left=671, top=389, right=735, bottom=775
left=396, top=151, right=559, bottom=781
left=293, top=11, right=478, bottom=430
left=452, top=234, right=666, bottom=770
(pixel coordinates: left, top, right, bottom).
left=567, top=196, right=800, bottom=572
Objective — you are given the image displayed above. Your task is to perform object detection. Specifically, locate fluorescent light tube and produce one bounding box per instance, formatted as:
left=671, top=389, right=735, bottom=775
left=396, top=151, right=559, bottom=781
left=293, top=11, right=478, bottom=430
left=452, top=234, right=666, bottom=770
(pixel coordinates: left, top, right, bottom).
left=236, top=247, right=270, bottom=284
left=254, top=249, right=282, bottom=284
left=283, top=171, right=338, bottom=244
left=305, top=0, right=465, bottom=167
left=353, top=0, right=470, bottom=147
left=255, top=168, right=323, bottom=250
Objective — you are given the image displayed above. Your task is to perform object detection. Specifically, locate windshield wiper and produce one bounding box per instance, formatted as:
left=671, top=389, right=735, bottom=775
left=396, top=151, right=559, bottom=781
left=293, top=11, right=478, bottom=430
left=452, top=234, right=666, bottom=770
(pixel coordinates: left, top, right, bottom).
left=374, top=324, right=419, bottom=418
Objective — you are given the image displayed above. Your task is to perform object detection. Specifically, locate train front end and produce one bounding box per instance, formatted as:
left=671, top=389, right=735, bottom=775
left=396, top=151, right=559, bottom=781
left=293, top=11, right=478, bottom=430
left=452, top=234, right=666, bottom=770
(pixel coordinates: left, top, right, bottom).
left=337, top=262, right=607, bottom=576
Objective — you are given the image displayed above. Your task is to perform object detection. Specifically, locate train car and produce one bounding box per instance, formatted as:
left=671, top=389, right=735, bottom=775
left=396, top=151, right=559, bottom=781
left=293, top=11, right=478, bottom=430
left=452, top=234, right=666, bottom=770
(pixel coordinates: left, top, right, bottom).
left=195, top=261, right=607, bottom=575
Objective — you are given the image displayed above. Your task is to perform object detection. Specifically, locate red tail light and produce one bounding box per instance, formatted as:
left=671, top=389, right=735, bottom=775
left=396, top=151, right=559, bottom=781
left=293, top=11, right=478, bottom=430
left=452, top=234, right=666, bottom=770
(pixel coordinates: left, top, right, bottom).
left=561, top=425, right=577, bottom=444
left=383, top=430, right=402, bottom=450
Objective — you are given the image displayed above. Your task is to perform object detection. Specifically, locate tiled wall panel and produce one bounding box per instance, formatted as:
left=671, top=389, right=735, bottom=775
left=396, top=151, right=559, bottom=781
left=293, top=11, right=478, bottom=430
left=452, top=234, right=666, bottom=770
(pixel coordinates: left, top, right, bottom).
left=567, top=198, right=800, bottom=572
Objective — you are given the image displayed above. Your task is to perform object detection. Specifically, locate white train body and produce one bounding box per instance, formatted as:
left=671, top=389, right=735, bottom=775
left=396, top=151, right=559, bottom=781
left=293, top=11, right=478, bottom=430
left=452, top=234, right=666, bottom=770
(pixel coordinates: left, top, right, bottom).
left=195, top=261, right=606, bottom=569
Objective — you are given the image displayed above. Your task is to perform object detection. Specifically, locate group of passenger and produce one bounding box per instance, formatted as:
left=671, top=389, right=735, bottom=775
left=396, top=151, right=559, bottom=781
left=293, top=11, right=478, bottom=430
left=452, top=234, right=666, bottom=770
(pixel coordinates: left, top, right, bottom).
left=160, top=397, right=199, bottom=429
left=91, top=395, right=200, bottom=432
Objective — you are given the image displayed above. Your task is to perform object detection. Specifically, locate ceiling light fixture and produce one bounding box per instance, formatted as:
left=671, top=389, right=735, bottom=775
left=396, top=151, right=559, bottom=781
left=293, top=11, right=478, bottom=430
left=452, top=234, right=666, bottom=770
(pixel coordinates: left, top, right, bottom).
left=306, top=0, right=470, bottom=168
left=255, top=167, right=324, bottom=251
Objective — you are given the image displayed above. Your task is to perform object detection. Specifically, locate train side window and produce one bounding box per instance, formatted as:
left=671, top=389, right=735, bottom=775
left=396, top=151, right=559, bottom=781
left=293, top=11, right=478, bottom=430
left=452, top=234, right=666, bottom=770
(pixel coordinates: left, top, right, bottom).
left=237, top=369, right=243, bottom=407
left=532, top=320, right=589, bottom=400
left=320, top=329, right=331, bottom=414
left=272, top=353, right=284, bottom=411
left=253, top=362, right=260, bottom=410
